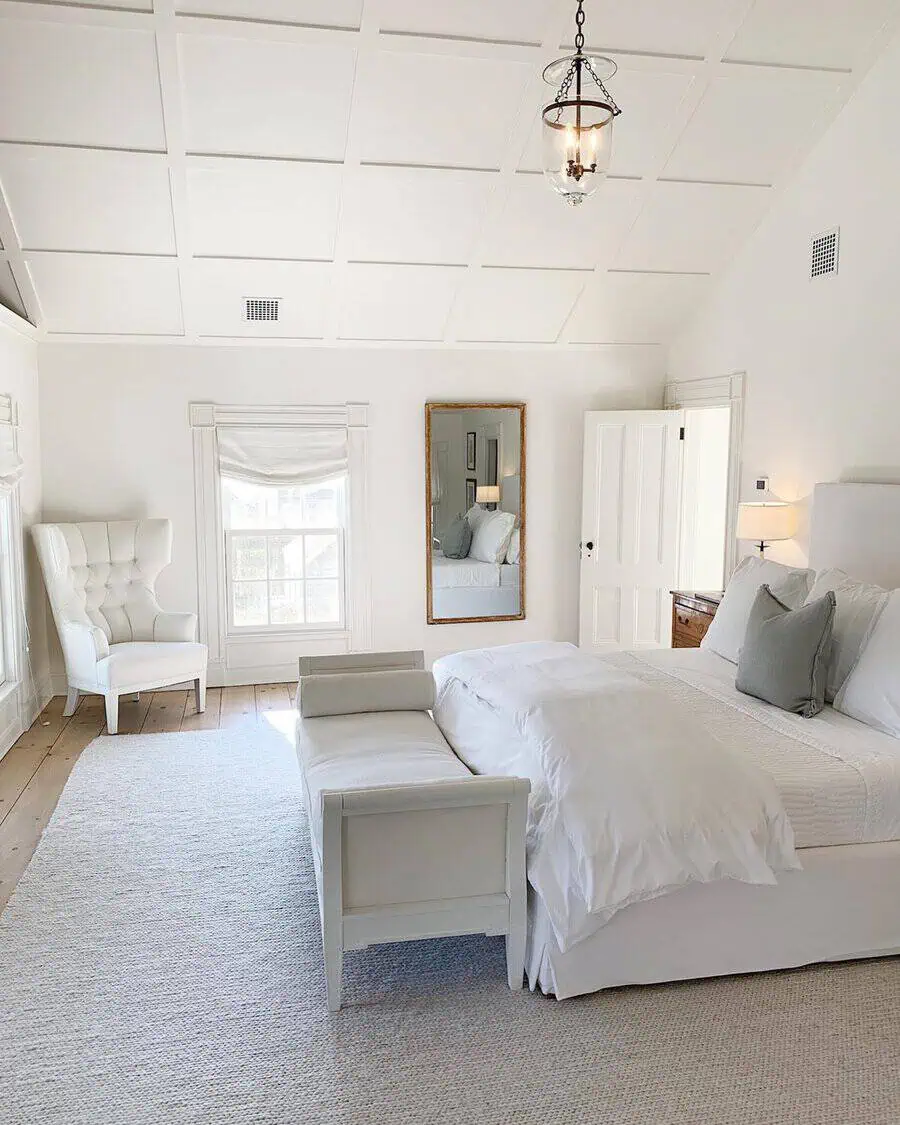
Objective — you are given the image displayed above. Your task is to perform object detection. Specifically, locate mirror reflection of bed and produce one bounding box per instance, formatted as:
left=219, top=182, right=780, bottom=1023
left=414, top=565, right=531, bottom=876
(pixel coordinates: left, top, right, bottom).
left=426, top=403, right=525, bottom=623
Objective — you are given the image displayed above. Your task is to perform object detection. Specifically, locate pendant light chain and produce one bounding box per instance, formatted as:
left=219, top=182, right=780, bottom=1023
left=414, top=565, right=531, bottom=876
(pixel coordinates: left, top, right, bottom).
left=551, top=2, right=622, bottom=118
left=574, top=0, right=586, bottom=54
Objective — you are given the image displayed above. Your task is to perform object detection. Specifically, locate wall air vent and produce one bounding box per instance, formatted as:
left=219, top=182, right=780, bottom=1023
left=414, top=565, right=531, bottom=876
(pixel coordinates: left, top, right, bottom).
left=810, top=228, right=839, bottom=279
left=244, top=297, right=280, bottom=322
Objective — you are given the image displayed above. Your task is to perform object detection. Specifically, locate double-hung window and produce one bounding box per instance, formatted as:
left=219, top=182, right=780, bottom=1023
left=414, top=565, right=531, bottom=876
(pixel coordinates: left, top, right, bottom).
left=222, top=476, right=346, bottom=632
left=190, top=402, right=371, bottom=683
left=217, top=423, right=350, bottom=636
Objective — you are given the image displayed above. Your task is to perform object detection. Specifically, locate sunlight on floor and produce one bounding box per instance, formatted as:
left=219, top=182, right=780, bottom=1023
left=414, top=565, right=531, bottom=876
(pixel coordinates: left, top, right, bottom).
left=261, top=709, right=297, bottom=743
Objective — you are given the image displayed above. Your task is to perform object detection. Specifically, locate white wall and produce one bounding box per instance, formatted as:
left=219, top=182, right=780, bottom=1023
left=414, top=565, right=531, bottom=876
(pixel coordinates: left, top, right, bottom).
left=38, top=343, right=664, bottom=670
left=0, top=314, right=50, bottom=739
left=678, top=406, right=730, bottom=591
left=669, top=29, right=900, bottom=568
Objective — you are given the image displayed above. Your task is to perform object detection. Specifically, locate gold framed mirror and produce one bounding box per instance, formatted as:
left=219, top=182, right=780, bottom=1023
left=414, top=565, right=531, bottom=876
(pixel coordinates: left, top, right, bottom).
left=425, top=402, right=526, bottom=624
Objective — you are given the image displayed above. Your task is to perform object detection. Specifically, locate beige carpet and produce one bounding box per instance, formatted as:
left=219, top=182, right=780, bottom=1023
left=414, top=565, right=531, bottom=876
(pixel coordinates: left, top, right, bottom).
left=2, top=725, right=899, bottom=1125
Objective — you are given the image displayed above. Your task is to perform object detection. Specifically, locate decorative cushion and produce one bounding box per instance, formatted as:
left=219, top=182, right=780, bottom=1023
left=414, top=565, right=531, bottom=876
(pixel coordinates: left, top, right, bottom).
left=465, top=504, right=488, bottom=530
left=299, top=669, right=436, bottom=718
left=441, top=515, right=472, bottom=560
left=803, top=568, right=889, bottom=702
left=702, top=555, right=815, bottom=664
left=835, top=590, right=900, bottom=737
left=736, top=586, right=836, bottom=717
left=505, top=529, right=520, bottom=565
left=469, top=509, right=516, bottom=565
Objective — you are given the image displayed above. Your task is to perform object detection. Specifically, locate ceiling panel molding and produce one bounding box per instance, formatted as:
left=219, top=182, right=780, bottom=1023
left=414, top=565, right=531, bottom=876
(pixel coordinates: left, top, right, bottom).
left=449, top=266, right=587, bottom=344
left=0, top=0, right=894, bottom=344
left=0, top=18, right=166, bottom=149
left=0, top=174, right=41, bottom=326
left=723, top=0, right=897, bottom=71
left=0, top=1, right=153, bottom=27
left=187, top=157, right=343, bottom=260
left=179, top=33, right=357, bottom=161
left=175, top=0, right=363, bottom=31
left=26, top=252, right=183, bottom=335
left=0, top=145, right=176, bottom=254
left=614, top=180, right=771, bottom=274
left=337, top=262, right=465, bottom=341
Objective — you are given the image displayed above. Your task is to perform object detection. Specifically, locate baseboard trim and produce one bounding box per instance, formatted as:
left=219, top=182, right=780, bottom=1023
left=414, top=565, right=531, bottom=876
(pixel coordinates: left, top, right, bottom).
left=0, top=673, right=53, bottom=763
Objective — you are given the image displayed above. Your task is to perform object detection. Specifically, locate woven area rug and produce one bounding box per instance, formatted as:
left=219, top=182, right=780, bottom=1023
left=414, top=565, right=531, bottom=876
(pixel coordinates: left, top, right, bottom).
left=3, top=726, right=900, bottom=1125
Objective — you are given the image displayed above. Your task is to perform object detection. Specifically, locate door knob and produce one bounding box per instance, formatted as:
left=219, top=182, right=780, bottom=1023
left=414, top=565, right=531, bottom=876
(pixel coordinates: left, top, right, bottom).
left=585, top=541, right=594, bottom=551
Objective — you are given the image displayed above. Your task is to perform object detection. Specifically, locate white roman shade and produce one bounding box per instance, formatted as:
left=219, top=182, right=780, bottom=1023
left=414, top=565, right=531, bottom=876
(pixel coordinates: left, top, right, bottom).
left=217, top=426, right=347, bottom=487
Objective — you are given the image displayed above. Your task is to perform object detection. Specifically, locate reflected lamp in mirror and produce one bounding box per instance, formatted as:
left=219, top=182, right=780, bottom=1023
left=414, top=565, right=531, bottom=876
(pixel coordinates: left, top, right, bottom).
left=737, top=501, right=797, bottom=556
left=476, top=485, right=500, bottom=510
left=426, top=402, right=526, bottom=624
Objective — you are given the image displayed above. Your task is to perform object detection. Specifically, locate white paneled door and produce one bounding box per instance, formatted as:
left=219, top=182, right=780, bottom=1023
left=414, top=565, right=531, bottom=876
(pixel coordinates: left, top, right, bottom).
left=579, top=410, right=684, bottom=653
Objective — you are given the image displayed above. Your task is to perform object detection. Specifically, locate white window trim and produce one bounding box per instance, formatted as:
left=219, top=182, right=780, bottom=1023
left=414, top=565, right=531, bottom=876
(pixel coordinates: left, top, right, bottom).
left=0, top=394, right=29, bottom=757
left=190, top=402, right=372, bottom=687
left=664, top=373, right=745, bottom=582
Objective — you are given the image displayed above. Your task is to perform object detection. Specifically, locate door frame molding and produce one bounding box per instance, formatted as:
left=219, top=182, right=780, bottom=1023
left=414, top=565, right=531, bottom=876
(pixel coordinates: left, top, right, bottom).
left=664, top=373, right=745, bottom=582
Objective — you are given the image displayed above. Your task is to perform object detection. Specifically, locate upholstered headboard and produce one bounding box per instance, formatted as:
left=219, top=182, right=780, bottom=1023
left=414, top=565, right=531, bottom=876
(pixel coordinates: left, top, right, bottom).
left=809, top=483, right=900, bottom=588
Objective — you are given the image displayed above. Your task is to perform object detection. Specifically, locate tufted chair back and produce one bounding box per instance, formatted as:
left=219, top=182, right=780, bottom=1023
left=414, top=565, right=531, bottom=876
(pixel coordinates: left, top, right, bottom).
left=33, top=519, right=175, bottom=645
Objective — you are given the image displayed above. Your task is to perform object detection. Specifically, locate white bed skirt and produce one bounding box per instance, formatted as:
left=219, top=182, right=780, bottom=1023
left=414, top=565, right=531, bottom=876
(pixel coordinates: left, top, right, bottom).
left=431, top=585, right=520, bottom=618
left=529, top=840, right=900, bottom=999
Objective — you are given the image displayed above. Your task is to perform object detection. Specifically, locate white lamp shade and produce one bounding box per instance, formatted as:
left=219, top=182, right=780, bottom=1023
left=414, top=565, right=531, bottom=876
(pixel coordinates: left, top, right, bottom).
left=476, top=485, right=500, bottom=505
left=736, top=501, right=797, bottom=544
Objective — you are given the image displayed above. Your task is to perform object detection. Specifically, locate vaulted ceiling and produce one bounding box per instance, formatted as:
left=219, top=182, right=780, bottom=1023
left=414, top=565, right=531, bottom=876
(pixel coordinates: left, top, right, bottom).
left=0, top=0, right=896, bottom=346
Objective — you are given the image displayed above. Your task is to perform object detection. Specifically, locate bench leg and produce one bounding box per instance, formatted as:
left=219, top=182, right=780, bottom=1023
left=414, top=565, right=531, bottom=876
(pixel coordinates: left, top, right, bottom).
left=324, top=940, right=343, bottom=1012
left=506, top=927, right=526, bottom=991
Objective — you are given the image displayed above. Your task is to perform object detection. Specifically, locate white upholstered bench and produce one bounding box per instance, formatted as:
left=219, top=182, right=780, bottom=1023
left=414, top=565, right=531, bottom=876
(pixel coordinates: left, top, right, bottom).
left=294, top=651, right=529, bottom=1011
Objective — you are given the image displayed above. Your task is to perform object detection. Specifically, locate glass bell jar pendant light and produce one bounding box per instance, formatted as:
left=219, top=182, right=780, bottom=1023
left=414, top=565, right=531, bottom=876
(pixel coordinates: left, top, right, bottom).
left=542, top=0, right=622, bottom=206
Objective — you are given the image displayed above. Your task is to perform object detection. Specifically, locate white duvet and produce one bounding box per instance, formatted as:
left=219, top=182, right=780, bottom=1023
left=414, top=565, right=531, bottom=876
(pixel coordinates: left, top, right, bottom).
left=433, top=642, right=800, bottom=951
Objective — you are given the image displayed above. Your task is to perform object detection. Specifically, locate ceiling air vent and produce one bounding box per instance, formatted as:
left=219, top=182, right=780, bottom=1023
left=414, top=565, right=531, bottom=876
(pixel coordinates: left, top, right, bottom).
left=244, top=297, right=280, bottom=322
left=810, top=228, right=839, bottom=279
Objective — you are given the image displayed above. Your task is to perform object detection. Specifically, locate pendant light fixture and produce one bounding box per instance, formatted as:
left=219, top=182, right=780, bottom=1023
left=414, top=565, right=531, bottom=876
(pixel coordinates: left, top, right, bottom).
left=542, top=0, right=622, bottom=206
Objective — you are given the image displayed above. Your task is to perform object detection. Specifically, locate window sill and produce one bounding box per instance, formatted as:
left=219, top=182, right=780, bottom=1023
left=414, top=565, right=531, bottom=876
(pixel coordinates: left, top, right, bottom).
left=225, top=628, right=349, bottom=646
left=0, top=679, right=17, bottom=709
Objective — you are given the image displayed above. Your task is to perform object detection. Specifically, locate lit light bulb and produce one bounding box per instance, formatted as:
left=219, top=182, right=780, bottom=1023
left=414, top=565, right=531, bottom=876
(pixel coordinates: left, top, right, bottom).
left=564, top=123, right=576, bottom=162
left=587, top=127, right=599, bottom=160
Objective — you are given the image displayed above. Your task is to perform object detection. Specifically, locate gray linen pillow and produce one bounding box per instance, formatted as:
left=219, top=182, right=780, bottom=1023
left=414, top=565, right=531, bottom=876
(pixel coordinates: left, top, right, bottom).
left=736, top=585, right=836, bottom=718
left=441, top=515, right=472, bottom=559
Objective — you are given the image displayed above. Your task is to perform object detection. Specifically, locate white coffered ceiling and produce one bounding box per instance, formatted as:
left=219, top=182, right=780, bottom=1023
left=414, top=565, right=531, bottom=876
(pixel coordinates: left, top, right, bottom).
left=0, top=0, right=897, bottom=346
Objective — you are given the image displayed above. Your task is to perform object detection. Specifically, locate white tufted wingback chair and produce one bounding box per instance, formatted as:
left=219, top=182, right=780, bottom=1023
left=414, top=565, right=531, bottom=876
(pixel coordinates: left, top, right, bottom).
left=32, top=519, right=207, bottom=734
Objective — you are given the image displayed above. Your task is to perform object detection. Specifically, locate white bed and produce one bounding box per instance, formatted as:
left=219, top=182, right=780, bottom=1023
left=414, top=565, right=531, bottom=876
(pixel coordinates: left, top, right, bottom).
left=431, top=553, right=520, bottom=619
left=434, top=483, right=900, bottom=998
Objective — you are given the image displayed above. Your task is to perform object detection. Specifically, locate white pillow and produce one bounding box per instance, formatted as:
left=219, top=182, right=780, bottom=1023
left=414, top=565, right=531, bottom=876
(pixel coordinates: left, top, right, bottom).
left=835, top=590, right=900, bottom=737
left=804, top=568, right=889, bottom=703
left=466, top=504, right=488, bottom=530
left=701, top=555, right=814, bottom=664
left=469, top=509, right=515, bottom=564
left=505, top=528, right=520, bottom=565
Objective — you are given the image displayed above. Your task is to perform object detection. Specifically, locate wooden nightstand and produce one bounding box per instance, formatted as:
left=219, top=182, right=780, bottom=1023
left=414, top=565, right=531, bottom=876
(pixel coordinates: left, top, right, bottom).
left=670, top=591, right=723, bottom=649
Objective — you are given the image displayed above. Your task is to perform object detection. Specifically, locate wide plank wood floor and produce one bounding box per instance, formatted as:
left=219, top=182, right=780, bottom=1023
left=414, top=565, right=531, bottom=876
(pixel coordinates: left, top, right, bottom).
left=0, top=685, right=296, bottom=912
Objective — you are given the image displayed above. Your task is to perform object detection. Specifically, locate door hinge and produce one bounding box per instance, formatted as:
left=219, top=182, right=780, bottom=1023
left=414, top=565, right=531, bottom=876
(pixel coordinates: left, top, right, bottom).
left=679, top=426, right=685, bottom=441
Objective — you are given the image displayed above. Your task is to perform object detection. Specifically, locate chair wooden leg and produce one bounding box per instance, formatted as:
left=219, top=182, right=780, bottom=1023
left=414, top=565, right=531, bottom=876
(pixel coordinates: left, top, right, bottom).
left=64, top=687, right=80, bottom=717
left=104, top=692, right=119, bottom=735
left=194, top=672, right=207, bottom=714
